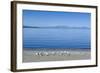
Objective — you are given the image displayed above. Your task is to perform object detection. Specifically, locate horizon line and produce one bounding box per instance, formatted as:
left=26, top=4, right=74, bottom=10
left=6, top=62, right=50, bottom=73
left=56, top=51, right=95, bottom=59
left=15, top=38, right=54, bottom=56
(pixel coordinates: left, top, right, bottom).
left=23, top=26, right=90, bottom=29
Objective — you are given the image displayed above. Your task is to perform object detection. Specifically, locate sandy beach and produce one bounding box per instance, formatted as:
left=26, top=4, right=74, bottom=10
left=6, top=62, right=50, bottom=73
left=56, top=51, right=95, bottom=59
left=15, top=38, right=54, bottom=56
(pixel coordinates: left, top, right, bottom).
left=23, top=49, right=91, bottom=62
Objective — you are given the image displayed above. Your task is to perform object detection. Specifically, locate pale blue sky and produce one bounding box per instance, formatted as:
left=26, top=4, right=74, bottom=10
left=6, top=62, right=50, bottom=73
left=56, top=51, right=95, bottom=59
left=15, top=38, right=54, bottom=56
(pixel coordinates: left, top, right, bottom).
left=23, top=10, right=91, bottom=27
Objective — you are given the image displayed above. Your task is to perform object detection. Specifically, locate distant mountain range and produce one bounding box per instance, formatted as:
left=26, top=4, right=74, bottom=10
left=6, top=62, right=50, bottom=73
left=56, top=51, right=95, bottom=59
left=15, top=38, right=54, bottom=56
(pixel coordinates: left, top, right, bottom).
left=23, top=26, right=90, bottom=29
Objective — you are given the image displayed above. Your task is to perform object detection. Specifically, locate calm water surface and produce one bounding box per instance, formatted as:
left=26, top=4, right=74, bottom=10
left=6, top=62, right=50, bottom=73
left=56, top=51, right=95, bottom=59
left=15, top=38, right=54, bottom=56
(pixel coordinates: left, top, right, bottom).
left=23, top=28, right=90, bottom=49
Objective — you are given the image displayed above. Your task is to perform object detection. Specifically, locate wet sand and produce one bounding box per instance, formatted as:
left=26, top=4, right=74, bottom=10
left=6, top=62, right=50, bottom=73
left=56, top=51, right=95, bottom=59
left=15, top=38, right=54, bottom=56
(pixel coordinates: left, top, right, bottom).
left=23, top=49, right=91, bottom=62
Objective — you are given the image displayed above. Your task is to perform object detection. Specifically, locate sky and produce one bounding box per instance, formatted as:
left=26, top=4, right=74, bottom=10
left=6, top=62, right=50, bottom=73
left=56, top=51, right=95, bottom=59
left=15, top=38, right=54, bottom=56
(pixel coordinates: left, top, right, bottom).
left=23, top=10, right=91, bottom=27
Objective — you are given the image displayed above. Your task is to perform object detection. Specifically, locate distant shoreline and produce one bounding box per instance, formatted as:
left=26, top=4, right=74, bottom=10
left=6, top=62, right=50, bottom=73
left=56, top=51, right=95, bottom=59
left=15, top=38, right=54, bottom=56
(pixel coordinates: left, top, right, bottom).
left=23, top=26, right=90, bottom=29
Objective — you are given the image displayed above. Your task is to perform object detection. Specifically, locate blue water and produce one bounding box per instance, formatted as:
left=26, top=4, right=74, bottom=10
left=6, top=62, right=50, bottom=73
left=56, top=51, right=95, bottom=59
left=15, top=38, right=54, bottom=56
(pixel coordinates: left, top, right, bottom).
left=23, top=28, right=90, bottom=49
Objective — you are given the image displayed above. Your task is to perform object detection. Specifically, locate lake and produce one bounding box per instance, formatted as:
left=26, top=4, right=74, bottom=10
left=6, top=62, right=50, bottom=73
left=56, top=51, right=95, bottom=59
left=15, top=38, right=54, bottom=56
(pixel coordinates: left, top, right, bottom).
left=23, top=28, right=90, bottom=49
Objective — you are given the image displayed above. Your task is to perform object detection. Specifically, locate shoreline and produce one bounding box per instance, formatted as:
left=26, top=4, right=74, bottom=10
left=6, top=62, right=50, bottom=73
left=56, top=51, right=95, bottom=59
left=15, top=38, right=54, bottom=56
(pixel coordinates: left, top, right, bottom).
left=23, top=48, right=91, bottom=63
left=23, top=48, right=90, bottom=51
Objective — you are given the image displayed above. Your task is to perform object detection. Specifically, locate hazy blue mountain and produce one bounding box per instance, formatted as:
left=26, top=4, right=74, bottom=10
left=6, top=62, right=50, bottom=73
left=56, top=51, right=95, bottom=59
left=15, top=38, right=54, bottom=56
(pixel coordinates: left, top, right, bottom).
left=23, top=25, right=90, bottom=29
